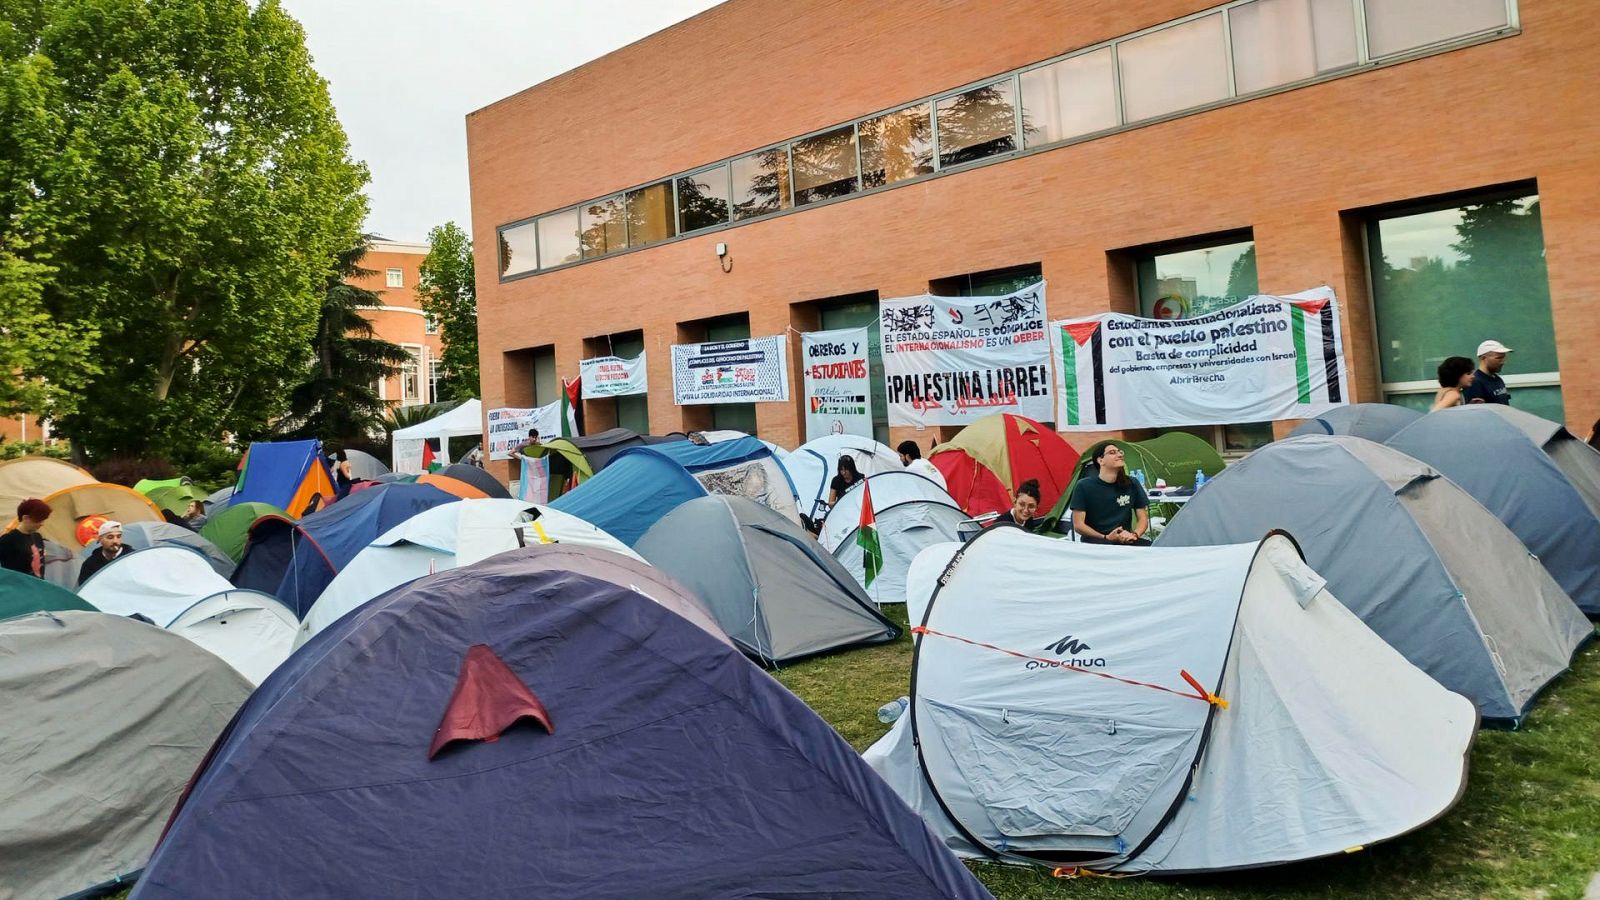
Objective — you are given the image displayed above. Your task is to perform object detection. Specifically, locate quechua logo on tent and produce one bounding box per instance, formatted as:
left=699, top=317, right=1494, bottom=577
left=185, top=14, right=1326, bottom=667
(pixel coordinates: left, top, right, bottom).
left=1045, top=634, right=1091, bottom=656
left=1025, top=632, right=1106, bottom=670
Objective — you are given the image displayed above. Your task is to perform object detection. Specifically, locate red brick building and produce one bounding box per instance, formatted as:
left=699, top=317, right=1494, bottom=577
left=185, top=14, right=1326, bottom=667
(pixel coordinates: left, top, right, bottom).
left=357, top=240, right=445, bottom=410
left=467, top=0, right=1597, bottom=480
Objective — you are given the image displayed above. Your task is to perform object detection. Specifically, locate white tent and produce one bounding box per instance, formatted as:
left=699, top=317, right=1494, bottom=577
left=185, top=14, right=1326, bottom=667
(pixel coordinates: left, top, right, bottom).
left=391, top=399, right=483, bottom=474
left=297, top=499, right=641, bottom=647
left=820, top=470, right=967, bottom=604
left=867, top=526, right=1476, bottom=874
left=75, top=545, right=296, bottom=684
left=168, top=590, right=300, bottom=685
left=783, top=435, right=907, bottom=523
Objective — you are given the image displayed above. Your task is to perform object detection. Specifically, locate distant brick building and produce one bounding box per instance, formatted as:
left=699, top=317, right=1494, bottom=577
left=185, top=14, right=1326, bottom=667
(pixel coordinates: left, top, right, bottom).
left=357, top=240, right=445, bottom=409
left=468, top=0, right=1595, bottom=480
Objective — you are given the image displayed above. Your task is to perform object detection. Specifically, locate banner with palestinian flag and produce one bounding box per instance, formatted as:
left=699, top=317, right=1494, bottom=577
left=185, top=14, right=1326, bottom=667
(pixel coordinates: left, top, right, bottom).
left=1051, top=287, right=1348, bottom=430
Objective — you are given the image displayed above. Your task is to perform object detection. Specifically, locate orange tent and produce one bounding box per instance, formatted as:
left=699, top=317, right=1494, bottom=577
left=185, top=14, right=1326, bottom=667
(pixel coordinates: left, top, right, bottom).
left=416, top=473, right=489, bottom=500
left=11, top=483, right=165, bottom=548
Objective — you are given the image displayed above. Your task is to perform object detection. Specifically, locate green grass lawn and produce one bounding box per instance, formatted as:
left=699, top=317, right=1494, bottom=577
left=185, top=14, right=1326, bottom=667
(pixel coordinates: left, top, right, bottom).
left=773, top=607, right=1600, bottom=900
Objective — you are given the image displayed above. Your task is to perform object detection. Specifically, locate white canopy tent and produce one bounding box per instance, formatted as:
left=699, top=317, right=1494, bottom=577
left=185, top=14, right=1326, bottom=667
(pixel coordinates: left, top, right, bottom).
left=390, top=399, right=484, bottom=474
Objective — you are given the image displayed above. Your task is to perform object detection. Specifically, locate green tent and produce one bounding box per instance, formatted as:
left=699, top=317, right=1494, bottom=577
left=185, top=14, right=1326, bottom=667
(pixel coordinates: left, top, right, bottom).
left=1043, top=432, right=1226, bottom=530
left=0, top=568, right=96, bottom=621
left=521, top=438, right=594, bottom=501
left=201, top=501, right=291, bottom=562
left=135, top=477, right=201, bottom=514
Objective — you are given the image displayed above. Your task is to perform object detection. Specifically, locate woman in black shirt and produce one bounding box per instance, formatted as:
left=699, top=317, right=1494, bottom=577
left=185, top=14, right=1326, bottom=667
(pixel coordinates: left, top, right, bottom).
left=827, top=455, right=862, bottom=507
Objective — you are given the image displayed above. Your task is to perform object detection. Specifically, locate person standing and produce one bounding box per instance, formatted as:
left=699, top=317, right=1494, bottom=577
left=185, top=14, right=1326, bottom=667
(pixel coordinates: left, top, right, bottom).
left=1461, top=340, right=1513, bottom=405
left=1430, top=356, right=1476, bottom=412
left=896, top=440, right=946, bottom=487
left=331, top=450, right=354, bottom=499
left=78, top=521, right=129, bottom=584
left=1068, top=443, right=1150, bottom=545
left=0, top=498, right=51, bottom=577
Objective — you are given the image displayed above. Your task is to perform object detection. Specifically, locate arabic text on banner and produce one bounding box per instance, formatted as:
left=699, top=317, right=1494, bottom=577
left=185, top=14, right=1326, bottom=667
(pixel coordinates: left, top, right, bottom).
left=579, top=351, right=648, bottom=398
left=879, top=282, right=1053, bottom=426
left=1051, top=286, right=1348, bottom=430
left=801, top=326, right=873, bottom=441
left=486, top=401, right=572, bottom=460
left=671, top=335, right=790, bottom=405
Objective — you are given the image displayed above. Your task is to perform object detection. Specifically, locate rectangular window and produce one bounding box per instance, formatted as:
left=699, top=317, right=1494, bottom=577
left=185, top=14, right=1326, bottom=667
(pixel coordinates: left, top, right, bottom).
left=536, top=209, right=581, bottom=269
left=1020, top=48, right=1118, bottom=149
left=385, top=268, right=404, bottom=288
left=531, top=347, right=558, bottom=407
left=792, top=126, right=859, bottom=205
left=1131, top=236, right=1268, bottom=452
left=676, top=164, right=730, bottom=233
left=818, top=295, right=888, bottom=445
left=424, top=314, right=438, bottom=335
left=625, top=181, right=675, bottom=247
left=1368, top=188, right=1562, bottom=421
left=428, top=357, right=443, bottom=404
left=400, top=347, right=423, bottom=405
left=580, top=195, right=626, bottom=259
left=935, top=80, right=1017, bottom=168
left=858, top=103, right=934, bottom=188
left=1363, top=0, right=1509, bottom=59
left=499, top=222, right=538, bottom=278
left=731, top=148, right=791, bottom=221
left=1118, top=14, right=1230, bottom=122
left=1230, top=0, right=1358, bottom=95
left=611, top=333, right=649, bottom=433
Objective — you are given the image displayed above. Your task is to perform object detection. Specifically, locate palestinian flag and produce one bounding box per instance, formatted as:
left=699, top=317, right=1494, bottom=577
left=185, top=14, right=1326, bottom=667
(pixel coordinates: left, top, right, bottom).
left=1288, top=298, right=1344, bottom=404
left=1057, top=320, right=1106, bottom=426
left=561, top=377, right=581, bottom=437
left=857, top=480, right=883, bottom=589
left=421, top=441, right=440, bottom=473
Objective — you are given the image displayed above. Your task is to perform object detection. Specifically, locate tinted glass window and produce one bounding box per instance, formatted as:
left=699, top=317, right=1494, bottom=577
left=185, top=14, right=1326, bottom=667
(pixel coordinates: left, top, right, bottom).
left=1118, top=14, right=1230, bottom=122
left=792, top=126, right=859, bottom=205
left=1135, top=239, right=1257, bottom=319
left=731, top=149, right=791, bottom=221
left=1230, top=0, right=1358, bottom=95
left=677, top=165, right=730, bottom=233
left=859, top=103, right=934, bottom=188
left=1364, top=0, right=1508, bottom=58
left=625, top=181, right=675, bottom=247
left=1020, top=49, right=1118, bottom=148
left=500, top=222, right=538, bottom=277
left=935, top=80, right=1017, bottom=168
left=580, top=195, right=625, bottom=259
left=536, top=209, right=581, bottom=269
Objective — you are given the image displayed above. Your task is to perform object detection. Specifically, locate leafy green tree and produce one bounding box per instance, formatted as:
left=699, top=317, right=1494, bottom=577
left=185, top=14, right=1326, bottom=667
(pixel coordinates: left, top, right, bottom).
left=3, top=0, right=368, bottom=458
left=278, top=240, right=411, bottom=441
left=416, top=222, right=480, bottom=400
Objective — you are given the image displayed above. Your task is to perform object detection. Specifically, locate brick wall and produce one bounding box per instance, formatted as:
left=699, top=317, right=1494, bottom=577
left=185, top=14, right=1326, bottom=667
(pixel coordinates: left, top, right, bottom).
left=467, top=0, right=1600, bottom=478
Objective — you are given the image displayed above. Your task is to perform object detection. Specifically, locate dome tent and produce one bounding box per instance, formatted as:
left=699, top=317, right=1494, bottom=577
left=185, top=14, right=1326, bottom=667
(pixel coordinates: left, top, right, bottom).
left=1158, top=436, right=1591, bottom=723
left=637, top=495, right=900, bottom=664
left=0, top=455, right=94, bottom=514
left=782, top=434, right=907, bottom=523
left=1387, top=405, right=1600, bottom=614
left=1287, top=402, right=1422, bottom=442
left=75, top=520, right=234, bottom=581
left=343, top=448, right=390, bottom=480
left=76, top=544, right=297, bottom=684
left=549, top=446, right=709, bottom=546
left=298, top=499, right=641, bottom=648
left=0, top=566, right=95, bottom=620
left=821, top=470, right=967, bottom=603
left=0, top=612, right=251, bottom=899
left=200, top=500, right=290, bottom=562
left=233, top=439, right=336, bottom=517
left=930, top=413, right=1077, bottom=516
left=648, top=437, right=801, bottom=522
left=231, top=482, right=458, bottom=617
left=132, top=546, right=986, bottom=899
left=439, top=462, right=510, bottom=498
left=14, top=482, right=164, bottom=548
left=867, top=527, right=1476, bottom=874
left=568, top=427, right=687, bottom=471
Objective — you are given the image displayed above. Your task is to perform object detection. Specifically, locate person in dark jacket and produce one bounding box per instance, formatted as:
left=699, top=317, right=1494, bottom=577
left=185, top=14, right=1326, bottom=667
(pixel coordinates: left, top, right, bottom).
left=78, top=520, right=129, bottom=584
left=0, top=498, right=51, bottom=577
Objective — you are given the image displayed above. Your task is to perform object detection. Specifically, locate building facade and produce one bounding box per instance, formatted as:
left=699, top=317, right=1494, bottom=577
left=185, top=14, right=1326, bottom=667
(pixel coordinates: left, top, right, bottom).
left=357, top=240, right=445, bottom=409
left=467, top=0, right=1598, bottom=480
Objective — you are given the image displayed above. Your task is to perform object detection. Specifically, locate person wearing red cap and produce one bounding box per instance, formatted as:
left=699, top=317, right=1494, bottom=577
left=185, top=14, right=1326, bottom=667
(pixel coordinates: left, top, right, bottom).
left=1, top=498, right=52, bottom=577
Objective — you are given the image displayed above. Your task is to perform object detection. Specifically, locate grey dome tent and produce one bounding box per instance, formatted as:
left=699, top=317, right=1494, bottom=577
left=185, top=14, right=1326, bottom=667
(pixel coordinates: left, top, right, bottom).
left=0, top=611, right=251, bottom=898
left=343, top=448, right=390, bottom=480
left=1387, top=405, right=1600, bottom=614
left=867, top=527, right=1476, bottom=874
left=820, top=470, right=968, bottom=604
left=1287, top=402, right=1421, bottom=441
left=636, top=495, right=900, bottom=664
left=1158, top=436, right=1591, bottom=723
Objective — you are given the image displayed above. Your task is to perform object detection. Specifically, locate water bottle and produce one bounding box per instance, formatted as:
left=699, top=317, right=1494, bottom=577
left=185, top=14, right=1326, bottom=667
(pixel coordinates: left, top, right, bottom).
left=1132, top=468, right=1147, bottom=489
left=1194, top=468, right=1207, bottom=490
left=877, top=696, right=910, bottom=724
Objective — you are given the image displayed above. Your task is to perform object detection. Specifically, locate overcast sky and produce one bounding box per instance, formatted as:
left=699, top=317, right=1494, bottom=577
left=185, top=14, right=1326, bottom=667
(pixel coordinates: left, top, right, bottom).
left=280, top=0, right=726, bottom=243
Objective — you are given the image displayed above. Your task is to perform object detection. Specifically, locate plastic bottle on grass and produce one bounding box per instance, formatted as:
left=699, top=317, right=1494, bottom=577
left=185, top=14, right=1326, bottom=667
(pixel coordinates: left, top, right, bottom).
left=877, top=696, right=909, bottom=724
left=1194, top=468, right=1207, bottom=490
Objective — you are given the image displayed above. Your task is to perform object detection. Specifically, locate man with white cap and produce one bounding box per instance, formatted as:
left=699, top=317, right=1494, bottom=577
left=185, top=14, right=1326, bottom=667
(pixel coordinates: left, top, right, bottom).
left=77, top=520, right=128, bottom=584
left=1461, top=339, right=1513, bottom=406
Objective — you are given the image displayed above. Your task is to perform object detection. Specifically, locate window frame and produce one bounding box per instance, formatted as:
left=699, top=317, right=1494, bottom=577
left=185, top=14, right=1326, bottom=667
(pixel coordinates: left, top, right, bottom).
left=495, top=0, right=1520, bottom=282
left=399, top=344, right=425, bottom=406
left=385, top=268, right=404, bottom=288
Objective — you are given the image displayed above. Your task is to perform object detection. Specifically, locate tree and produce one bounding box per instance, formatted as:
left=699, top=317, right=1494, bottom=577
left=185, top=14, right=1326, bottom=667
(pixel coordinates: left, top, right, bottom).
left=4, top=0, right=369, bottom=459
left=278, top=240, right=411, bottom=442
left=417, top=222, right=480, bottom=400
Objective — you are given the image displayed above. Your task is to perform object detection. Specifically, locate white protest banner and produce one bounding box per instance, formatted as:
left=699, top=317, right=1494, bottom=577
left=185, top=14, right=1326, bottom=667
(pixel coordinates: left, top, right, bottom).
left=671, top=335, right=790, bottom=405
left=1052, top=286, right=1349, bottom=430
left=579, top=351, right=648, bottom=398
left=880, top=282, right=1053, bottom=426
left=486, top=399, right=575, bottom=460
left=801, top=326, right=874, bottom=441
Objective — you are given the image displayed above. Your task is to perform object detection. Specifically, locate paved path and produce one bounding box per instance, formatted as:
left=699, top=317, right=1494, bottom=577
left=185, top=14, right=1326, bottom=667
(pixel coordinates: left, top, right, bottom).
left=1584, top=871, right=1600, bottom=899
